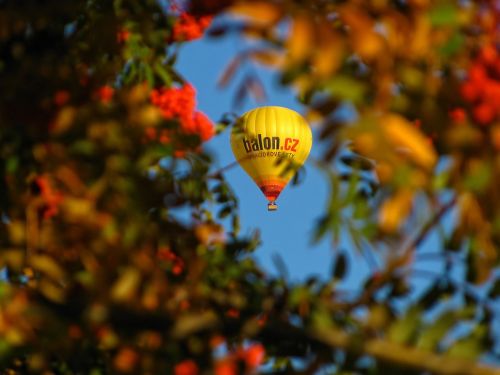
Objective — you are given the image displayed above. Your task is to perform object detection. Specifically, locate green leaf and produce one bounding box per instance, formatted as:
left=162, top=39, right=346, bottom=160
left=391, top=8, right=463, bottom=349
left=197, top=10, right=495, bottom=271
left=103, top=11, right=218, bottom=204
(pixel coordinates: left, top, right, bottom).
left=155, top=62, right=172, bottom=85
left=331, top=250, right=348, bottom=280
left=463, top=160, right=491, bottom=193
left=428, top=3, right=457, bottom=26
left=311, top=307, right=333, bottom=329
left=488, top=278, right=500, bottom=298
left=326, top=75, right=366, bottom=104
left=145, top=64, right=154, bottom=87
left=440, top=32, right=464, bottom=56
left=217, top=204, right=232, bottom=219
left=289, top=286, right=309, bottom=307
left=416, top=310, right=456, bottom=350
left=388, top=306, right=422, bottom=344
left=231, top=214, right=240, bottom=235
left=339, top=154, right=374, bottom=171
left=312, top=216, right=330, bottom=243
left=446, top=325, right=487, bottom=360
left=6, top=157, right=18, bottom=173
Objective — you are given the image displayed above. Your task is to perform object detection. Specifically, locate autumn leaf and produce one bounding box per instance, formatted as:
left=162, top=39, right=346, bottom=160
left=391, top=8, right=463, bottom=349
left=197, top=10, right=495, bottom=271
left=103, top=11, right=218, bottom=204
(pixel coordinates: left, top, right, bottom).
left=229, top=2, right=282, bottom=25
left=286, top=15, right=313, bottom=63
left=111, top=268, right=141, bottom=302
left=195, top=223, right=225, bottom=245
left=311, top=23, right=343, bottom=78
left=30, top=255, right=66, bottom=282
left=379, top=189, right=414, bottom=232
left=382, top=114, right=437, bottom=169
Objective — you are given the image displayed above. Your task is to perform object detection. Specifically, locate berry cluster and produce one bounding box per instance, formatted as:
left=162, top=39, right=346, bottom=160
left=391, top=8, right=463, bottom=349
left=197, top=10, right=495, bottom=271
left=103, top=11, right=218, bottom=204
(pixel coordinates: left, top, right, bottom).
left=157, top=247, right=185, bottom=275
left=171, top=12, right=212, bottom=42
left=460, top=45, right=500, bottom=126
left=150, top=83, right=215, bottom=146
left=174, top=343, right=265, bottom=375
left=34, top=176, right=64, bottom=220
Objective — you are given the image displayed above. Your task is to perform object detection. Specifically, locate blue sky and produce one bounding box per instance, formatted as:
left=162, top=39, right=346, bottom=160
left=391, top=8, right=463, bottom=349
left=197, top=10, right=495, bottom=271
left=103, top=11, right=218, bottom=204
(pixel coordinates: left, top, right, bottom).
left=176, top=32, right=372, bottom=285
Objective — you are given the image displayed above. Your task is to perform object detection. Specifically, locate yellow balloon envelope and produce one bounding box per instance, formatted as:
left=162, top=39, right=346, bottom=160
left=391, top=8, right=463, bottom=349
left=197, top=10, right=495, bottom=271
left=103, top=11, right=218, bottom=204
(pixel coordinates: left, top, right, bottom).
left=230, top=106, right=313, bottom=211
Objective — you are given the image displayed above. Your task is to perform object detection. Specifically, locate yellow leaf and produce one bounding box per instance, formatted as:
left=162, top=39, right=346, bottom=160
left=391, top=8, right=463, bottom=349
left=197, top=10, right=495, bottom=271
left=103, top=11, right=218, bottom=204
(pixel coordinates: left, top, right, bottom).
left=132, top=105, right=162, bottom=127
left=195, top=223, right=225, bottom=246
left=382, top=114, right=437, bottom=169
left=62, top=197, right=94, bottom=220
left=171, top=311, right=218, bottom=338
left=125, top=83, right=150, bottom=106
left=111, top=268, right=141, bottom=302
left=379, top=189, right=413, bottom=232
left=230, top=2, right=282, bottom=25
left=459, top=193, right=483, bottom=232
left=7, top=220, right=25, bottom=245
left=1, top=249, right=25, bottom=271
left=286, top=15, right=313, bottom=63
left=29, top=254, right=66, bottom=281
left=52, top=107, right=76, bottom=134
left=39, top=279, right=65, bottom=303
left=5, top=328, right=24, bottom=345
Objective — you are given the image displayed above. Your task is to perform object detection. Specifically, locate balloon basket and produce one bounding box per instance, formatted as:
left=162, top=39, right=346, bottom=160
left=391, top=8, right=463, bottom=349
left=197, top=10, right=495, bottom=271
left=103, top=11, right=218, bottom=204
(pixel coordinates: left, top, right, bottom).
left=267, top=202, right=278, bottom=211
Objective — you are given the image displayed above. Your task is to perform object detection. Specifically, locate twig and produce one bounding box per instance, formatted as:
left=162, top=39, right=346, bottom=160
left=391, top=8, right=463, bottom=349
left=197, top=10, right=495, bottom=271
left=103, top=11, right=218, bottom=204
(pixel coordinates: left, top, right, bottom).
left=349, top=196, right=457, bottom=309
left=405, top=196, right=457, bottom=253
left=206, top=160, right=240, bottom=179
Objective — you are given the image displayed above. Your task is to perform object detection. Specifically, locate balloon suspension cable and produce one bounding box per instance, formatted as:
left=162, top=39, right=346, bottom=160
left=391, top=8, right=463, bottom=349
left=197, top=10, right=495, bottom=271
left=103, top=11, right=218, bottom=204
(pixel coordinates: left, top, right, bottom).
left=267, top=202, right=278, bottom=211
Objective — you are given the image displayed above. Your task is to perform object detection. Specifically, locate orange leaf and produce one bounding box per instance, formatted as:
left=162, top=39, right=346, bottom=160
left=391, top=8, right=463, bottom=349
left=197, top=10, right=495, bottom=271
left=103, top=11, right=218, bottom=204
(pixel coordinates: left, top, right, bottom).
left=229, top=2, right=282, bottom=25
left=286, top=15, right=313, bottom=63
left=195, top=223, right=225, bottom=245
left=312, top=24, right=343, bottom=78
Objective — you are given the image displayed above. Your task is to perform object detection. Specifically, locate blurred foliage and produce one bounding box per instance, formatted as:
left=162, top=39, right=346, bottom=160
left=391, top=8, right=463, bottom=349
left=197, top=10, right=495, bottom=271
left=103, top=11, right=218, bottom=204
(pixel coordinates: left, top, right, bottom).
left=1, top=0, right=500, bottom=374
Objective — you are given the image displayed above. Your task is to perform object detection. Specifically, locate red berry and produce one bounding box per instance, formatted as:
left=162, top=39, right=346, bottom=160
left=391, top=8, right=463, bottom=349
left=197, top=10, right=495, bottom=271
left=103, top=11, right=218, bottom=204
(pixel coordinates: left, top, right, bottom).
left=469, top=64, right=487, bottom=82
left=460, top=82, right=479, bottom=102
left=172, top=13, right=213, bottom=42
left=215, top=360, right=236, bottom=375
left=175, top=360, right=199, bottom=375
left=479, top=45, right=498, bottom=66
left=96, top=86, right=114, bottom=104
left=473, top=103, right=495, bottom=125
left=449, top=108, right=466, bottom=123
left=54, top=90, right=70, bottom=106
left=243, top=344, right=265, bottom=369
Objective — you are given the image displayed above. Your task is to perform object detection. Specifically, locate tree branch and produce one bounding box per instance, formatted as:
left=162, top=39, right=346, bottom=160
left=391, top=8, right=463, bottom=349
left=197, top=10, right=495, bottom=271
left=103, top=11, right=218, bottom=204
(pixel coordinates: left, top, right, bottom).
left=404, top=196, right=457, bottom=253
left=310, top=325, right=500, bottom=375
left=349, top=197, right=457, bottom=309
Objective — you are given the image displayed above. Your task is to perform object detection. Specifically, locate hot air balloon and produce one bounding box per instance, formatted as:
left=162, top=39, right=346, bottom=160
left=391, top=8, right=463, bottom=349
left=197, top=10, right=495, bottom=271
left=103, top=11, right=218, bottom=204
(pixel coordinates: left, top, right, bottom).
left=230, top=106, right=313, bottom=211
